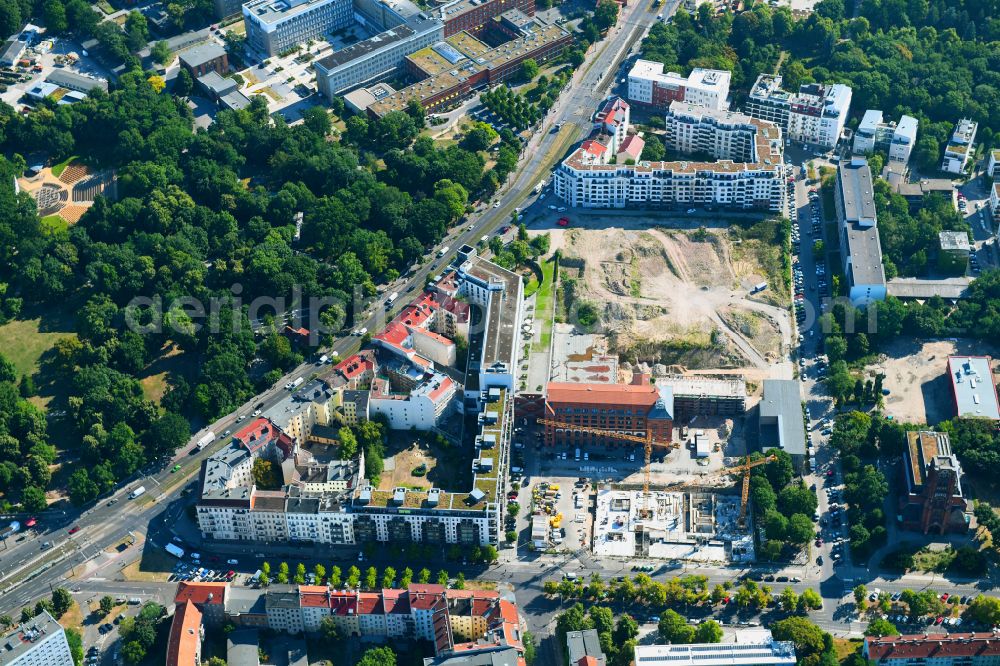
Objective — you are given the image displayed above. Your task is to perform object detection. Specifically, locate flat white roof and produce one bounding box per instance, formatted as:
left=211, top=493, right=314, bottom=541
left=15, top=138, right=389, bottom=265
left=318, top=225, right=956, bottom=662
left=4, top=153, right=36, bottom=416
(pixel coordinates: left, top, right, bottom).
left=634, top=638, right=797, bottom=666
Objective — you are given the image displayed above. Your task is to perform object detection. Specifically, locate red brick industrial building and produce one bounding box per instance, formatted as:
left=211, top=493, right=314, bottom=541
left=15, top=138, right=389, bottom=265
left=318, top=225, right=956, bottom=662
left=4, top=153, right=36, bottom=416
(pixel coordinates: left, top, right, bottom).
left=898, top=430, right=971, bottom=535
left=542, top=378, right=674, bottom=447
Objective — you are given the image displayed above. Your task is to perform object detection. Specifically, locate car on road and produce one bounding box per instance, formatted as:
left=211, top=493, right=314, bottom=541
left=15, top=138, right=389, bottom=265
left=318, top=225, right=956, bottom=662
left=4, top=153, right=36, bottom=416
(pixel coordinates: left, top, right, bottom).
left=686, top=208, right=696, bottom=214
left=493, top=201, right=501, bottom=208
left=171, top=464, right=181, bottom=473
left=557, top=217, right=570, bottom=227
left=68, top=526, right=80, bottom=534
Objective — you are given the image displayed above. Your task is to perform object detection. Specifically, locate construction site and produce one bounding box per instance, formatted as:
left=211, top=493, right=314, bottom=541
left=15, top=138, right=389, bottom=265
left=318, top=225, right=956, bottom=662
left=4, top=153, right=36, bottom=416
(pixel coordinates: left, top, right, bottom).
left=593, top=489, right=755, bottom=562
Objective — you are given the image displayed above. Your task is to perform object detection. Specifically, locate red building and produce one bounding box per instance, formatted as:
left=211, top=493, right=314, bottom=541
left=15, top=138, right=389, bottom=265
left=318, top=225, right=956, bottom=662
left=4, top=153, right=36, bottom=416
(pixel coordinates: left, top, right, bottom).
left=898, top=431, right=971, bottom=534
left=443, top=0, right=535, bottom=37
left=542, top=379, right=673, bottom=447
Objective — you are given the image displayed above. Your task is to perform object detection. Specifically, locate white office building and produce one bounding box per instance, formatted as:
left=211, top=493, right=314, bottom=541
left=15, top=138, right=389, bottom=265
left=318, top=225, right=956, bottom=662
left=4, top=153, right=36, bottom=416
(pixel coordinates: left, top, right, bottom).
left=745, top=74, right=852, bottom=150
left=627, top=60, right=730, bottom=111
left=313, top=17, right=443, bottom=99
left=634, top=633, right=797, bottom=666
left=853, top=110, right=918, bottom=164
left=0, top=611, right=74, bottom=666
left=244, top=0, right=352, bottom=56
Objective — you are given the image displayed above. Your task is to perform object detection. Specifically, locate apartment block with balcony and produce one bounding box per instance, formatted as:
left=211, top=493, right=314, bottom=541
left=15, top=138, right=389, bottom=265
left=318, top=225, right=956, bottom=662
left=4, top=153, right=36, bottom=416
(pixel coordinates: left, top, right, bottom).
left=627, top=60, right=730, bottom=111
left=941, top=118, right=978, bottom=174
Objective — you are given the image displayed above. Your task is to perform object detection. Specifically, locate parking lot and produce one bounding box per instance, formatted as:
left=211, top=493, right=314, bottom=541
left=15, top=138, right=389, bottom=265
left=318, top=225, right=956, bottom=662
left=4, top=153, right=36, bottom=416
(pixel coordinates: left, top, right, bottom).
left=0, top=27, right=111, bottom=111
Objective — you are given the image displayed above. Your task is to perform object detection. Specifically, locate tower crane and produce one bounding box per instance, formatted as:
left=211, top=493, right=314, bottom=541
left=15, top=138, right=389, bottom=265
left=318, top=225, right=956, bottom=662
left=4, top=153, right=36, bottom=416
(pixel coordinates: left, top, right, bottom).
left=536, top=418, right=677, bottom=496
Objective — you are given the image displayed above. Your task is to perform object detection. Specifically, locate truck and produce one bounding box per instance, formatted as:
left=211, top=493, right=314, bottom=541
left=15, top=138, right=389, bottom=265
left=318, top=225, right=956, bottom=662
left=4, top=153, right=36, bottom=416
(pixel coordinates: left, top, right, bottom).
left=438, top=246, right=450, bottom=257
left=129, top=486, right=146, bottom=500
left=574, top=447, right=581, bottom=461
left=165, top=542, right=185, bottom=558
left=0, top=521, right=20, bottom=539
left=533, top=181, right=545, bottom=194
left=318, top=354, right=329, bottom=365
left=750, top=281, right=768, bottom=294
left=196, top=431, right=216, bottom=450
left=288, top=377, right=304, bottom=390
left=385, top=292, right=399, bottom=309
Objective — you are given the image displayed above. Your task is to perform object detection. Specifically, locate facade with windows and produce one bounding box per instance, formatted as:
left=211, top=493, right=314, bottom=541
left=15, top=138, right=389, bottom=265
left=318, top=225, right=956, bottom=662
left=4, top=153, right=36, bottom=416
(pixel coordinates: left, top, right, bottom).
left=554, top=100, right=786, bottom=212
left=243, top=0, right=353, bottom=56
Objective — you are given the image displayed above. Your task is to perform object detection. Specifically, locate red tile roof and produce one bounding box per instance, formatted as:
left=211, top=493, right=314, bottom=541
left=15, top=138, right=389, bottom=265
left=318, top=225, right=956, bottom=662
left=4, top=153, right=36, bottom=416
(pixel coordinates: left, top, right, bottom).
left=356, top=592, right=383, bottom=615
left=578, top=657, right=599, bottom=666
left=581, top=139, right=609, bottom=158
left=174, top=582, right=227, bottom=606
left=299, top=586, right=329, bottom=608
left=382, top=589, right=411, bottom=614
left=329, top=591, right=358, bottom=615
left=409, top=585, right=446, bottom=610
left=546, top=382, right=661, bottom=407
left=617, top=135, right=644, bottom=161
left=335, top=352, right=376, bottom=381
left=166, top=600, right=202, bottom=666
left=865, top=633, right=1000, bottom=661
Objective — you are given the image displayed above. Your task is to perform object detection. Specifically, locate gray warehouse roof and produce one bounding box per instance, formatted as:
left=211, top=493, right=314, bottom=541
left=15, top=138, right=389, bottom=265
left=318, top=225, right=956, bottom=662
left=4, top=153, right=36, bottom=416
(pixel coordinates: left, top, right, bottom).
left=566, top=629, right=607, bottom=666
left=45, top=69, right=108, bottom=93
left=758, top=379, right=806, bottom=459
left=425, top=648, right=521, bottom=666
left=839, top=159, right=877, bottom=225
left=947, top=356, right=1000, bottom=420
left=179, top=41, right=227, bottom=69
left=844, top=223, right=886, bottom=287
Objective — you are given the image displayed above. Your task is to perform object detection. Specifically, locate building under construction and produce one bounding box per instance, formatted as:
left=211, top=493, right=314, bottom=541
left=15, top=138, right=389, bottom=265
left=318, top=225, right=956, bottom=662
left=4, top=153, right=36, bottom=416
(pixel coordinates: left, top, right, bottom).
left=655, top=376, right=747, bottom=420
left=593, top=488, right=754, bottom=562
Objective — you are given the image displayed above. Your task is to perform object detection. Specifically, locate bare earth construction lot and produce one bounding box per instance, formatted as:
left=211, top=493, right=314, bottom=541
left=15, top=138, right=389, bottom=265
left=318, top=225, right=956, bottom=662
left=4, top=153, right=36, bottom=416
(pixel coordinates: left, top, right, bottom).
left=871, top=338, right=1000, bottom=425
left=548, top=226, right=792, bottom=377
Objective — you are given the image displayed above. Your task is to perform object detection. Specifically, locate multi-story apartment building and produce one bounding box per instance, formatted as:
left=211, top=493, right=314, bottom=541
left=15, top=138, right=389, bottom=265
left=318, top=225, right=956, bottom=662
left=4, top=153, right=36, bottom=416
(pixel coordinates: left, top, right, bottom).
left=627, top=61, right=730, bottom=111
left=853, top=110, right=918, bottom=164
left=745, top=74, right=852, bottom=149
left=542, top=378, right=674, bottom=447
left=941, top=118, right=978, bottom=174
left=899, top=431, right=970, bottom=534
left=664, top=102, right=762, bottom=161
left=243, top=0, right=352, bottom=56
left=593, top=96, right=630, bottom=152
left=0, top=611, right=74, bottom=666
left=198, top=254, right=520, bottom=548
left=991, top=182, right=1000, bottom=230
left=988, top=149, right=1000, bottom=179
left=864, top=633, right=1000, bottom=665
left=554, top=100, right=786, bottom=212
left=835, top=157, right=886, bottom=304
left=173, top=581, right=524, bottom=663
left=314, top=17, right=443, bottom=99
left=785, top=82, right=852, bottom=149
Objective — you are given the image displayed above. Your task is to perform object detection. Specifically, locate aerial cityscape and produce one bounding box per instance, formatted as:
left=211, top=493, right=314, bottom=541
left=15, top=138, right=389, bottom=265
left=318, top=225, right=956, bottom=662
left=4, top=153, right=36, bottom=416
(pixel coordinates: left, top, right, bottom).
left=0, top=0, right=997, bottom=663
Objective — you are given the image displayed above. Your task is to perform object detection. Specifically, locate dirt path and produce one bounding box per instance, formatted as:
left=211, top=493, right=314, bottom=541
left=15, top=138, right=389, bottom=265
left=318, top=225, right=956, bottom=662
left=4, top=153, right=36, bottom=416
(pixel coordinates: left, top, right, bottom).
left=647, top=228, right=693, bottom=283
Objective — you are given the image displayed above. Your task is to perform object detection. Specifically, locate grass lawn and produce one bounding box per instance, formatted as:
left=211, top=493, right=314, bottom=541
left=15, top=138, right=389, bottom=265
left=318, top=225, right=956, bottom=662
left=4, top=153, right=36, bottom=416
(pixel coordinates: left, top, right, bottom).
left=138, top=342, right=193, bottom=407
left=0, top=315, right=75, bottom=379
left=832, top=638, right=862, bottom=663
left=57, top=601, right=84, bottom=632
left=96, top=0, right=114, bottom=13
left=40, top=213, right=68, bottom=235
left=51, top=155, right=78, bottom=178
left=533, top=257, right=557, bottom=351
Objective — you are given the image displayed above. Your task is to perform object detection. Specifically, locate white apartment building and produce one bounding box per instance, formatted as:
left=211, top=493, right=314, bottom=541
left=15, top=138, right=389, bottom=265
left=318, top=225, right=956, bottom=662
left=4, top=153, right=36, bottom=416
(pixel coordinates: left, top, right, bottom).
left=987, top=149, right=1000, bottom=179
left=745, top=74, right=852, bottom=150
left=554, top=100, right=786, bottom=212
left=853, top=110, right=918, bottom=164
left=0, top=611, right=74, bottom=666
left=786, top=82, right=852, bottom=149
left=942, top=118, right=978, bottom=174
left=593, top=96, right=630, bottom=152
left=627, top=60, right=730, bottom=111
left=664, top=102, right=760, bottom=161
left=244, top=0, right=352, bottom=56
